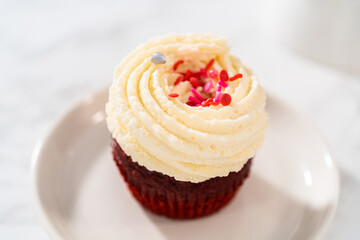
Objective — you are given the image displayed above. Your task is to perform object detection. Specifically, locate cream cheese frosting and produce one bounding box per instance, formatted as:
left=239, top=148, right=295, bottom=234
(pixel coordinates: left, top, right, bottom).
left=106, top=33, right=268, bottom=183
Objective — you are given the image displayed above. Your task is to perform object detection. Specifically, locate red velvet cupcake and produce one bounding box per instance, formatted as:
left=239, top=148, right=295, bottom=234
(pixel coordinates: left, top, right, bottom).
left=106, top=34, right=268, bottom=219
left=112, top=138, right=252, bottom=219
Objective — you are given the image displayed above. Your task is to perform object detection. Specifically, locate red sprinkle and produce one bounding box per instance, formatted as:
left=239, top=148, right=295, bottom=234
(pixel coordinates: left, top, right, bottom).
left=204, top=59, right=215, bottom=73
left=183, top=69, right=192, bottom=81
left=200, top=68, right=208, bottom=77
left=173, top=60, right=184, bottom=71
left=186, top=101, right=197, bottom=107
left=192, top=71, right=202, bottom=78
left=171, top=58, right=236, bottom=108
left=168, top=93, right=179, bottom=98
left=219, top=70, right=229, bottom=81
left=205, top=98, right=213, bottom=105
left=174, top=75, right=182, bottom=85
left=209, top=69, right=218, bottom=79
left=220, top=93, right=231, bottom=106
left=189, top=77, right=201, bottom=88
left=229, top=73, right=243, bottom=81
left=201, top=101, right=209, bottom=107
left=201, top=98, right=213, bottom=107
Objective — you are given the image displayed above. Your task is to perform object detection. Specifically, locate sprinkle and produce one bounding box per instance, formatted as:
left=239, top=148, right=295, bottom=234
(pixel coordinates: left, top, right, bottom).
left=206, top=97, right=214, bottom=103
left=192, top=71, right=202, bottom=78
left=219, top=70, right=229, bottom=81
left=203, top=98, right=213, bottom=107
left=200, top=68, right=208, bottom=77
left=201, top=101, right=208, bottom=107
left=209, top=69, right=218, bottom=79
left=183, top=69, right=192, bottom=81
left=189, top=77, right=201, bottom=88
left=186, top=101, right=197, bottom=107
left=168, top=93, right=179, bottom=97
left=171, top=57, right=234, bottom=108
left=174, top=75, right=182, bottom=85
left=218, top=80, right=228, bottom=88
left=189, top=95, right=201, bottom=104
left=220, top=93, right=231, bottom=106
left=151, top=52, right=166, bottom=64
left=229, top=73, right=243, bottom=81
left=173, top=60, right=184, bottom=71
left=214, top=91, right=222, bottom=102
left=191, top=88, right=205, bottom=101
left=201, top=98, right=213, bottom=107
left=204, top=81, right=213, bottom=92
left=204, top=59, right=215, bottom=73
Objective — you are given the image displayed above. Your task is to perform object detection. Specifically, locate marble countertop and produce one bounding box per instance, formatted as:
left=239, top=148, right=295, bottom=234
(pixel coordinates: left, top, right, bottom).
left=1, top=0, right=359, bottom=239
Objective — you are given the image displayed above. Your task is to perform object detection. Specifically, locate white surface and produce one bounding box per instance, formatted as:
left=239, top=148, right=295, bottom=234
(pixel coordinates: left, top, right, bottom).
left=274, top=0, right=360, bottom=76
left=0, top=0, right=359, bottom=239
left=32, top=89, right=339, bottom=240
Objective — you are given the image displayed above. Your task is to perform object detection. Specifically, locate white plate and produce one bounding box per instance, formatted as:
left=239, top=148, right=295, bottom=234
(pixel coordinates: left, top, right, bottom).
left=31, top=88, right=339, bottom=240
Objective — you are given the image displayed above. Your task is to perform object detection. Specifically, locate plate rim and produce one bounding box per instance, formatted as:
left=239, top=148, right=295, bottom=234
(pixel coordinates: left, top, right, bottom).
left=31, top=87, right=340, bottom=240
left=31, top=87, right=110, bottom=240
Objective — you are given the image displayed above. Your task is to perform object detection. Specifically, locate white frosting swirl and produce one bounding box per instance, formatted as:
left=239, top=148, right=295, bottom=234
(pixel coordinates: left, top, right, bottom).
left=106, top=33, right=268, bottom=183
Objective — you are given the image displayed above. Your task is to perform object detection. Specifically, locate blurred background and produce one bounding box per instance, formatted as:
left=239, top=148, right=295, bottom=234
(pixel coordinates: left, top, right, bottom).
left=0, top=0, right=359, bottom=239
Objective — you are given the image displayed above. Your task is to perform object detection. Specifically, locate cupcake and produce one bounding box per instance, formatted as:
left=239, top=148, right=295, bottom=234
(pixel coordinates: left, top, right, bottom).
left=106, top=34, right=268, bottom=219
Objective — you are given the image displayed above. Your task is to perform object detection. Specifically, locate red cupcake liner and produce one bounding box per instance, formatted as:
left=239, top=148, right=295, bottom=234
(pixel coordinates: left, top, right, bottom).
left=111, top=138, right=252, bottom=219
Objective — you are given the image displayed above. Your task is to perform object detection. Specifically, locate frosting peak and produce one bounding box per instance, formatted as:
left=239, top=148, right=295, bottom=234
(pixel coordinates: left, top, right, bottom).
left=106, top=33, right=268, bottom=183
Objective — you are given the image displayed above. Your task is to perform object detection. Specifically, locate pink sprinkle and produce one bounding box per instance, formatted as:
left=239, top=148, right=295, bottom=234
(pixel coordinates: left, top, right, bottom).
left=218, top=80, right=228, bottom=88
left=217, top=85, right=222, bottom=92
left=191, top=88, right=205, bottom=101
left=204, top=81, right=213, bottom=92
left=189, top=95, right=201, bottom=104
left=209, top=69, right=218, bottom=79
left=214, top=92, right=222, bottom=103
left=200, top=68, right=208, bottom=77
